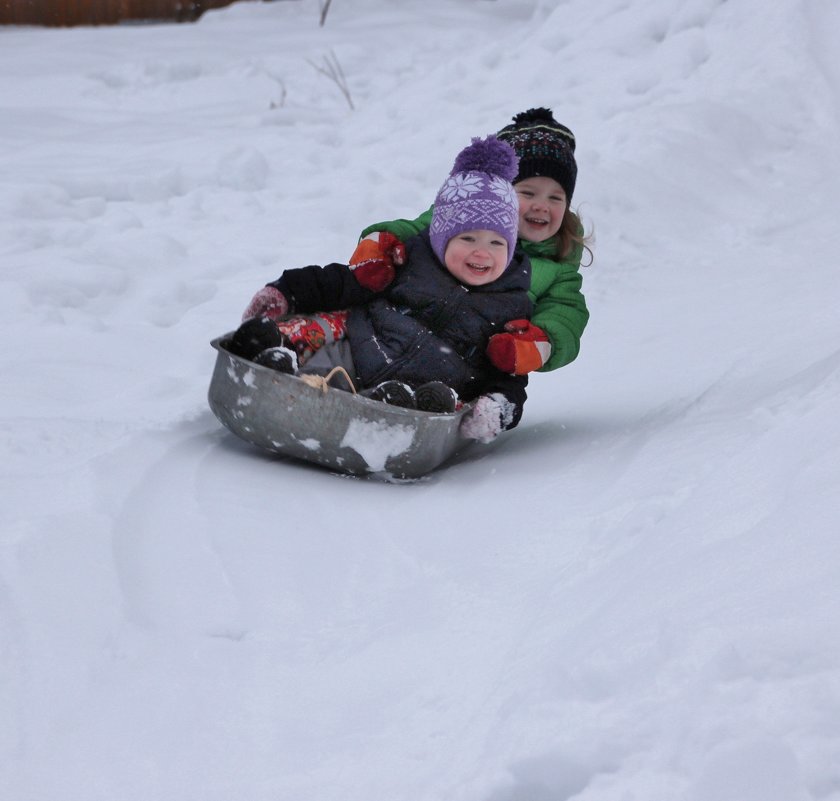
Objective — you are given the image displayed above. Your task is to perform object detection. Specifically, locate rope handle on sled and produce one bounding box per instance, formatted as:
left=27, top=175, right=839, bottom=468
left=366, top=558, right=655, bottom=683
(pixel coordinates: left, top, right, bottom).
left=298, top=366, right=357, bottom=395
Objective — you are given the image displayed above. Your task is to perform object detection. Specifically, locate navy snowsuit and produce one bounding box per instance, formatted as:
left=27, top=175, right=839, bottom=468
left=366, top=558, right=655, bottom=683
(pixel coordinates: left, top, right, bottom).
left=271, top=231, right=532, bottom=429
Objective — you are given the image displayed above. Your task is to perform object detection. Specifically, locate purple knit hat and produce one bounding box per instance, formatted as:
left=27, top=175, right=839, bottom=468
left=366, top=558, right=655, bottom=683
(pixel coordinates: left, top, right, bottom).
left=430, top=135, right=520, bottom=269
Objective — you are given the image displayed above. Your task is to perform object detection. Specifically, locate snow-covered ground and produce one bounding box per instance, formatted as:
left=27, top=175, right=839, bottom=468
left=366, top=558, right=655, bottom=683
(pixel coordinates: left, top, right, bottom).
left=2, top=0, right=840, bottom=798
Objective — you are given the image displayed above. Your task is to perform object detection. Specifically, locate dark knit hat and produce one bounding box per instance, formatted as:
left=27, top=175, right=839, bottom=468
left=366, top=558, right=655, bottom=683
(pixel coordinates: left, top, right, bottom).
left=430, top=135, right=520, bottom=269
left=496, top=107, right=578, bottom=201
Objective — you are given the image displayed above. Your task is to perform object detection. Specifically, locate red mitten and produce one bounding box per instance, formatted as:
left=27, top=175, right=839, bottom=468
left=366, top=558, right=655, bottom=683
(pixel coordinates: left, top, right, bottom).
left=486, top=319, right=551, bottom=375
left=348, top=231, right=406, bottom=292
left=241, top=286, right=289, bottom=322
left=459, top=393, right=509, bottom=443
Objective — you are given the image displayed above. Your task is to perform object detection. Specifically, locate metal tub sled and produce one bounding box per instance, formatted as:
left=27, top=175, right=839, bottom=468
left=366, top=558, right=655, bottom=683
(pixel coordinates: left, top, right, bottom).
left=208, top=334, right=473, bottom=479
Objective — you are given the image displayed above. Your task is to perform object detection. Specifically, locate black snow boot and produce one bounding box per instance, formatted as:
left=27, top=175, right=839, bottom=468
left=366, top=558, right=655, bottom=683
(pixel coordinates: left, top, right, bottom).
left=253, top=346, right=298, bottom=374
left=363, top=380, right=417, bottom=409
left=414, top=381, right=459, bottom=414
left=228, top=317, right=288, bottom=361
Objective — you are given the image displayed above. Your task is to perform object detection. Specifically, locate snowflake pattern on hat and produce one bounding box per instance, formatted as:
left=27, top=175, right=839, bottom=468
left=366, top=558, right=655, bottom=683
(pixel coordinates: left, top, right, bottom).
left=488, top=175, right=518, bottom=204
left=439, top=173, right=485, bottom=201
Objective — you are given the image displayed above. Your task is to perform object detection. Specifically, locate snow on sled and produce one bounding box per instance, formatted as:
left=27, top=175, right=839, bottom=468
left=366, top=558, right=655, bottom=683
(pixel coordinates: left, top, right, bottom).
left=208, top=333, right=474, bottom=479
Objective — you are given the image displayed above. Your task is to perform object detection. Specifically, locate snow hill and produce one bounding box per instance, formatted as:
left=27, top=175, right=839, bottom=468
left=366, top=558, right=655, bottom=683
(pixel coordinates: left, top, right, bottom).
left=2, top=0, right=840, bottom=799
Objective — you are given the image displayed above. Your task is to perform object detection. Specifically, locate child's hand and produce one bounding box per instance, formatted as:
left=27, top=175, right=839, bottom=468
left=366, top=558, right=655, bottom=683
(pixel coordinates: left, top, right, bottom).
left=242, top=286, right=289, bottom=322
left=348, top=232, right=406, bottom=292
left=459, top=394, right=506, bottom=443
left=486, top=320, right=551, bottom=375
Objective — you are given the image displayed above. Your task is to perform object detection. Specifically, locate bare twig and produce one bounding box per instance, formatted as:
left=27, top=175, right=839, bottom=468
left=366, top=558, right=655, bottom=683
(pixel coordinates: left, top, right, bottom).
left=268, top=75, right=287, bottom=109
left=319, top=0, right=333, bottom=27
left=307, top=50, right=354, bottom=111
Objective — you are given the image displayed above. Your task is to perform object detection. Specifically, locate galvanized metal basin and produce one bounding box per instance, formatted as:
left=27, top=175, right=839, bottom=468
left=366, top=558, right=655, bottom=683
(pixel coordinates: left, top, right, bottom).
left=208, top=334, right=473, bottom=479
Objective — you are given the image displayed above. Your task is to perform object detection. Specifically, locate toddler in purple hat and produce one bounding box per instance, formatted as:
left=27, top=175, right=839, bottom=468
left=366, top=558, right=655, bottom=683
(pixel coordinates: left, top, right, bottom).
left=229, top=135, right=533, bottom=442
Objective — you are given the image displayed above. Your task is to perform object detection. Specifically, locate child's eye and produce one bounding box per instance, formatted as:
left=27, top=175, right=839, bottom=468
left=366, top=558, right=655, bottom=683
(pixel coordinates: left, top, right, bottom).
left=516, top=189, right=533, bottom=197
left=490, top=239, right=505, bottom=247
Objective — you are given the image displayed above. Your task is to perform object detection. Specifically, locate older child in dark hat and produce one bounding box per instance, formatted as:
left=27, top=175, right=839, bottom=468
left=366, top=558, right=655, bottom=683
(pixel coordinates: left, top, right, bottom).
left=230, top=136, right=532, bottom=442
left=337, top=107, right=591, bottom=378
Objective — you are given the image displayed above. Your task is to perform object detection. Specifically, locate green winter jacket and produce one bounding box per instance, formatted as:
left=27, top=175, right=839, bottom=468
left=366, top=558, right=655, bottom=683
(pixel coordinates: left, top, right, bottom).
left=361, top=207, right=589, bottom=371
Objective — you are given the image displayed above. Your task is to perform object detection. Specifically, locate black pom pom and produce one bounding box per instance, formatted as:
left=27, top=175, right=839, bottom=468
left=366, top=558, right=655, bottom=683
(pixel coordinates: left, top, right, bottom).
left=511, top=107, right=558, bottom=126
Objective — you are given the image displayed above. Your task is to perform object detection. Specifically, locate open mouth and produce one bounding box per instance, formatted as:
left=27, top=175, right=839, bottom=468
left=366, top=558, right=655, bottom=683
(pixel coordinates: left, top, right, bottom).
left=524, top=215, right=549, bottom=227
left=466, top=262, right=492, bottom=273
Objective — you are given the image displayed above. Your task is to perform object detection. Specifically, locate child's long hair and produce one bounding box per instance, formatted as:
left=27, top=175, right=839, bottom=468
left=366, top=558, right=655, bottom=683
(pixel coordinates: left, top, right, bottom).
left=558, top=207, right=594, bottom=266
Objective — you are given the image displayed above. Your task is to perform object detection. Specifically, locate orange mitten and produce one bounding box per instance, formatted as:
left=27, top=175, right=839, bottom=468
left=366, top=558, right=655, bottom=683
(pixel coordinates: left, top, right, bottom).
left=486, top=319, right=551, bottom=375
left=348, top=231, right=406, bottom=292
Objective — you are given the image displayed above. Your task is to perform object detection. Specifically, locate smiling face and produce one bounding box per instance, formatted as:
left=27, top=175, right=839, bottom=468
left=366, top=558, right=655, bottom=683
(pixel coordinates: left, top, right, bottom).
left=443, top=229, right=509, bottom=286
left=514, top=175, right=567, bottom=243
